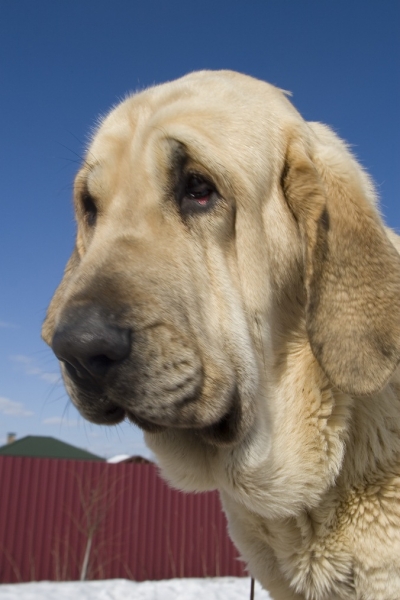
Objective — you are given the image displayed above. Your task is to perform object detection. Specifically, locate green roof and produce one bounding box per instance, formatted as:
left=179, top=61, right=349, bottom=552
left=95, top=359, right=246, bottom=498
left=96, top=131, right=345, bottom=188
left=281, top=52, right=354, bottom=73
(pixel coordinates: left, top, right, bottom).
left=0, top=436, right=104, bottom=461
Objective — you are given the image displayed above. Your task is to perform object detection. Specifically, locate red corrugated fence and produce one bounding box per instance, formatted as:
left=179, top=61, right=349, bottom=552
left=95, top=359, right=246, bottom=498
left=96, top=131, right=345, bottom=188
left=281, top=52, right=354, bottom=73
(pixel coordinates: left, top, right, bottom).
left=0, top=456, right=245, bottom=583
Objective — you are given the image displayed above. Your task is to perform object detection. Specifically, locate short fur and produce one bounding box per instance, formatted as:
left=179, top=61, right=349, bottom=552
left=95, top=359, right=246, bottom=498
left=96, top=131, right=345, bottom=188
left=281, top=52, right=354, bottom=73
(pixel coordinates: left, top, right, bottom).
left=43, top=71, right=400, bottom=599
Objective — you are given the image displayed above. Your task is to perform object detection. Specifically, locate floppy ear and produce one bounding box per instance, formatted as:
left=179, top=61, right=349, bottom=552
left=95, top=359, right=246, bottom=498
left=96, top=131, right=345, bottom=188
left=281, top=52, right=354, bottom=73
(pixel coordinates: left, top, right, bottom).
left=282, top=123, right=400, bottom=395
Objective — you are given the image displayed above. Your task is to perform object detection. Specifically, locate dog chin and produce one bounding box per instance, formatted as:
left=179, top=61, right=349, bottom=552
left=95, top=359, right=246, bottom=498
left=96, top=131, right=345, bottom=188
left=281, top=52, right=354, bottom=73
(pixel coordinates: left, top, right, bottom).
left=128, top=386, right=244, bottom=447
left=126, top=410, right=167, bottom=433
left=68, top=372, right=244, bottom=446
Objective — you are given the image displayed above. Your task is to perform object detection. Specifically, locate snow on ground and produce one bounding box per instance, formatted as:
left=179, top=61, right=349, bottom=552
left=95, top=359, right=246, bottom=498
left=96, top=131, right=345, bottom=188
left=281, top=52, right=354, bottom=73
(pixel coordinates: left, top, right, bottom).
left=0, top=577, right=271, bottom=599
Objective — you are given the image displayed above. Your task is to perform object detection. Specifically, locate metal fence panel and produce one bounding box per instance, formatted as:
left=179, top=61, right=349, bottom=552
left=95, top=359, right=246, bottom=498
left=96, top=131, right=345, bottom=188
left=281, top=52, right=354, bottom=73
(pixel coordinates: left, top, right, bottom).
left=0, top=456, right=245, bottom=583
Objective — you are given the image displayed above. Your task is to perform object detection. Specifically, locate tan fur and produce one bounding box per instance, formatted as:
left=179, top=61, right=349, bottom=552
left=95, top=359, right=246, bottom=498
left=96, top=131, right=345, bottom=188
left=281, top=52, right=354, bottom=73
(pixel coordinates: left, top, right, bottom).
left=43, top=71, right=400, bottom=599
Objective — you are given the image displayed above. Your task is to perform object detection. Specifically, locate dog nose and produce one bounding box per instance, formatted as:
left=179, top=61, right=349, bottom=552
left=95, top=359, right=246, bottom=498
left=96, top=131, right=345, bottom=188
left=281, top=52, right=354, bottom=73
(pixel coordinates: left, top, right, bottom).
left=51, top=305, right=131, bottom=380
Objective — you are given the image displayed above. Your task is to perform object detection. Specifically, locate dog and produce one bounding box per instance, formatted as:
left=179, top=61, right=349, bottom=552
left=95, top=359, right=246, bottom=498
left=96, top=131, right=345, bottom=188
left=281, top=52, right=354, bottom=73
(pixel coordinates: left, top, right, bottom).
left=43, top=71, right=400, bottom=599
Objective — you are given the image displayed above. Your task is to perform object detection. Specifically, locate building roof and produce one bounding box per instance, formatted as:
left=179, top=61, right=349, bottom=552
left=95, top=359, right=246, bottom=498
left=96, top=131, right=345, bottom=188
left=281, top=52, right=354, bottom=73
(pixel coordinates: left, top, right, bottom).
left=0, top=436, right=104, bottom=461
left=107, top=454, right=154, bottom=464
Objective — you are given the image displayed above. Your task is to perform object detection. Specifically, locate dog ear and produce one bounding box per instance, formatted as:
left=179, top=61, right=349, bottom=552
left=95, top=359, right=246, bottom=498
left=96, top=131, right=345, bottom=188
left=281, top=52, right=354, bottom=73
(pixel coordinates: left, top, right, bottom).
left=42, top=248, right=81, bottom=345
left=282, top=123, right=400, bottom=395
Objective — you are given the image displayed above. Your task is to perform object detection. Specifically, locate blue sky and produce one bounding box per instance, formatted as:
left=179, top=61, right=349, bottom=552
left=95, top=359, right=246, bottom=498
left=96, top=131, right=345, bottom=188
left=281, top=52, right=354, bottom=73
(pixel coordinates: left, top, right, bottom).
left=1, top=1, right=399, bottom=459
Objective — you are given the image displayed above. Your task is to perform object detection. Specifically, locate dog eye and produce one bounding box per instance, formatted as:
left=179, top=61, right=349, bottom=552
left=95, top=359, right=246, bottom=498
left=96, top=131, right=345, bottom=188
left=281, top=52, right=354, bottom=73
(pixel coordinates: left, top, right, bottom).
left=81, top=192, right=97, bottom=227
left=181, top=174, right=216, bottom=213
left=186, top=175, right=212, bottom=201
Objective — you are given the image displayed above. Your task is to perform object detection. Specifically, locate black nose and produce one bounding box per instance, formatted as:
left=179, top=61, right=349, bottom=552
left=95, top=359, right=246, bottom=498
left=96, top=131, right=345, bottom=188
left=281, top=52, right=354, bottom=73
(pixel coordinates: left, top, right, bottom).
left=52, top=305, right=131, bottom=381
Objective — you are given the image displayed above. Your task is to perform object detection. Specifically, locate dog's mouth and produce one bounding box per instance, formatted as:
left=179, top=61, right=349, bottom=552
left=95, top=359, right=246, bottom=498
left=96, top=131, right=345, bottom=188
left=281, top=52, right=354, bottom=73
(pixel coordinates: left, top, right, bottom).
left=125, top=386, right=242, bottom=446
left=56, top=317, right=244, bottom=446
left=67, top=374, right=242, bottom=447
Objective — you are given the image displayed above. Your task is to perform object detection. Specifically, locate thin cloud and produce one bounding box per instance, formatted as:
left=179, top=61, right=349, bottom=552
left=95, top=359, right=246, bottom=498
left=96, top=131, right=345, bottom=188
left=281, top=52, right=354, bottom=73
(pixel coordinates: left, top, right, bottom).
left=0, top=396, right=34, bottom=417
left=11, top=355, right=60, bottom=385
left=0, top=321, right=17, bottom=329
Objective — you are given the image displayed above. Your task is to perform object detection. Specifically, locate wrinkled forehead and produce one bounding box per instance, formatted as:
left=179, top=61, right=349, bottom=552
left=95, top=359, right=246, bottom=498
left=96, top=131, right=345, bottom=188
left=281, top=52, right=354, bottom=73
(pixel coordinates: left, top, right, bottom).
left=78, top=72, right=297, bottom=193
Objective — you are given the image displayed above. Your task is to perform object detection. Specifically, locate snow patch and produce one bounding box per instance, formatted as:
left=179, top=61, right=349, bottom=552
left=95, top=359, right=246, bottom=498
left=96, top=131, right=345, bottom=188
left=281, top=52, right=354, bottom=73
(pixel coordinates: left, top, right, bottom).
left=0, top=577, right=272, bottom=599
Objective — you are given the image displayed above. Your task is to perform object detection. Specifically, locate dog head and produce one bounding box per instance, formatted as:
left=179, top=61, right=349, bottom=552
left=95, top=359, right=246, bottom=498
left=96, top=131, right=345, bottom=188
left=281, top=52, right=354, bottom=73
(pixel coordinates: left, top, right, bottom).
left=43, top=70, right=400, bottom=448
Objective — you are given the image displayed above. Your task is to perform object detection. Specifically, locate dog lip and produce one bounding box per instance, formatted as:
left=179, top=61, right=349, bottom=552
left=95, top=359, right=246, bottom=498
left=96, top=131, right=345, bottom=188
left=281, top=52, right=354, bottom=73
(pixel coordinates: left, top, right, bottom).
left=103, top=405, right=126, bottom=423
left=85, top=404, right=126, bottom=426
left=125, top=386, right=241, bottom=445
